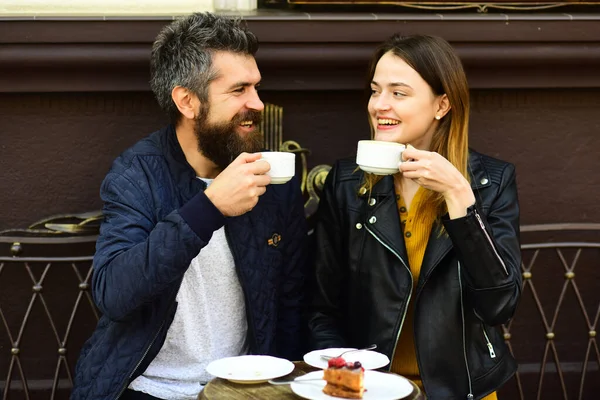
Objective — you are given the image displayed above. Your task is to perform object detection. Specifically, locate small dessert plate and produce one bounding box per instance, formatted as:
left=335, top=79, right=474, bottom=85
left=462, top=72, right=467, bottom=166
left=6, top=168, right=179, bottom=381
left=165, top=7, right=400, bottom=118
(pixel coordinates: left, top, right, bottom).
left=291, top=370, right=414, bottom=400
left=206, top=355, right=294, bottom=384
left=304, top=348, right=390, bottom=370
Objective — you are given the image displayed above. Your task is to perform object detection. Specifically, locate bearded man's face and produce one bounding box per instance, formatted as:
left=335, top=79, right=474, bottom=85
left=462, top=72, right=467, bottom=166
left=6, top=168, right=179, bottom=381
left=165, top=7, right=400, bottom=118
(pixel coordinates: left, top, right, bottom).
left=194, top=103, right=263, bottom=171
left=193, top=52, right=265, bottom=170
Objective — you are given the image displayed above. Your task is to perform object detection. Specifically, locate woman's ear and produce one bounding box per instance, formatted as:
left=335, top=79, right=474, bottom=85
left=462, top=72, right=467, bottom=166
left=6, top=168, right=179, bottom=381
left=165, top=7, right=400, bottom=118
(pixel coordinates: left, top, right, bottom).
left=171, top=86, right=199, bottom=121
left=435, top=94, right=451, bottom=119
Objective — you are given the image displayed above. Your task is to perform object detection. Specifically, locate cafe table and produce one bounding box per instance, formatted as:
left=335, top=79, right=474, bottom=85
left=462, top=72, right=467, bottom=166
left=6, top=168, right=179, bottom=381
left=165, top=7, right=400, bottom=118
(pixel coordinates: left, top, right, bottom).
left=199, top=361, right=423, bottom=400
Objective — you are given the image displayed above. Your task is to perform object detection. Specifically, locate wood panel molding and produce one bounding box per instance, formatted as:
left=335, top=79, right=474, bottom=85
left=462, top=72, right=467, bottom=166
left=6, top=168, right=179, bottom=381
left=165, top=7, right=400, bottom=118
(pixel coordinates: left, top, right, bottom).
left=1, top=12, right=600, bottom=92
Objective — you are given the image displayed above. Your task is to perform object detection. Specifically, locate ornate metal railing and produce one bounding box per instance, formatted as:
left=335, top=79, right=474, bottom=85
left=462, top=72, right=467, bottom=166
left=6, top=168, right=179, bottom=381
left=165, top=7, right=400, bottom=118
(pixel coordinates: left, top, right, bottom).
left=501, top=223, right=600, bottom=400
left=0, top=233, right=98, bottom=399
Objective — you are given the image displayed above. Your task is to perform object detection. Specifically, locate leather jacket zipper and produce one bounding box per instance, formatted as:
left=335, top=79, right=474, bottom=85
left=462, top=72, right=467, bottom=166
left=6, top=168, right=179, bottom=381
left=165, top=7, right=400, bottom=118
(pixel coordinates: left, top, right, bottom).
left=482, top=325, right=496, bottom=358
left=474, top=209, right=508, bottom=276
left=458, top=261, right=474, bottom=399
left=225, top=227, right=258, bottom=353
left=365, top=226, right=412, bottom=371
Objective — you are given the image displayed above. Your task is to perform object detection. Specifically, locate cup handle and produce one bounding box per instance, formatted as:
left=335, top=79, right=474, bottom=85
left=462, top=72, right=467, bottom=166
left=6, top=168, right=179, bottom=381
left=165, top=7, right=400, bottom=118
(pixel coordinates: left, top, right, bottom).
left=398, top=149, right=405, bottom=165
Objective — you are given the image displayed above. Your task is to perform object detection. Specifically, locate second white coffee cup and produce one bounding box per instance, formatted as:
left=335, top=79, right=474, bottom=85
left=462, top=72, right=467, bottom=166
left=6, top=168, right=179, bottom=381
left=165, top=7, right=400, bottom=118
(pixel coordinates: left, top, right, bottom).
left=356, top=140, right=406, bottom=175
left=258, top=152, right=296, bottom=184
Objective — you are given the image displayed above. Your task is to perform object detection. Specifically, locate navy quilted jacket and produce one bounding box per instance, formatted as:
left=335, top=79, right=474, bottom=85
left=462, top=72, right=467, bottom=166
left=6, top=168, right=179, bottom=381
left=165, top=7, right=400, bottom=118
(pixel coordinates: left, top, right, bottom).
left=71, top=125, right=309, bottom=400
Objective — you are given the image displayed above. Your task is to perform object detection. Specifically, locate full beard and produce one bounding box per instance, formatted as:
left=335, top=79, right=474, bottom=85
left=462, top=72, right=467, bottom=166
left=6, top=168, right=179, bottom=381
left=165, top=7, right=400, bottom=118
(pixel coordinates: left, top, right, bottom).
left=194, top=106, right=263, bottom=171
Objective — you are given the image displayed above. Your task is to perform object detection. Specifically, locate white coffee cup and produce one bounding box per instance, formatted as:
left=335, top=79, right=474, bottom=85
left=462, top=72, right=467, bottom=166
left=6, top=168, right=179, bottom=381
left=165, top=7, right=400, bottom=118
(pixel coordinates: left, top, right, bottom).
left=356, top=140, right=406, bottom=175
left=258, top=152, right=296, bottom=184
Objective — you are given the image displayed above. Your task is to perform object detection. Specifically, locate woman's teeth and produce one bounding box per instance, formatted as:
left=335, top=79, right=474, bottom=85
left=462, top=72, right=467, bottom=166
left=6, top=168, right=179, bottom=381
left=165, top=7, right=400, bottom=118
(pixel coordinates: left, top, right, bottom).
left=378, top=119, right=399, bottom=125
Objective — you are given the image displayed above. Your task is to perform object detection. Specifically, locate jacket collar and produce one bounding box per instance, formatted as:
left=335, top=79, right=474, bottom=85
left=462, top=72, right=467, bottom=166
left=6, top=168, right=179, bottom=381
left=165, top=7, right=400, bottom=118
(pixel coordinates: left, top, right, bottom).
left=161, top=124, right=207, bottom=201
left=467, top=151, right=492, bottom=191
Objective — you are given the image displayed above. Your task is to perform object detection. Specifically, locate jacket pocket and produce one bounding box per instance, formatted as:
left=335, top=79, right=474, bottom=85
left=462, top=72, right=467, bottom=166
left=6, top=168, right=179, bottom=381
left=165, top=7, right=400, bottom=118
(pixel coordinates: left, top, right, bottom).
left=467, top=319, right=501, bottom=379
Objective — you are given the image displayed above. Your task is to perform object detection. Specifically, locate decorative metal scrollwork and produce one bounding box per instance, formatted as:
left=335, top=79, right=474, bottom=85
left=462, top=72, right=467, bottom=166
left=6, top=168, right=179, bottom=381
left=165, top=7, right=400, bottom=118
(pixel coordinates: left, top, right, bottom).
left=280, top=140, right=311, bottom=194
left=304, top=164, right=332, bottom=218
left=262, top=103, right=332, bottom=218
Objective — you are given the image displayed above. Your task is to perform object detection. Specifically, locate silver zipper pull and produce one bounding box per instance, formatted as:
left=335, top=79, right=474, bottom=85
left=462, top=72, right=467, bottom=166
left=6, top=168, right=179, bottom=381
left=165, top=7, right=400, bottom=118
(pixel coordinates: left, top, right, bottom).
left=482, top=326, right=497, bottom=359
left=467, top=394, right=474, bottom=399
left=487, top=342, right=497, bottom=358
left=473, top=209, right=509, bottom=275
left=474, top=210, right=486, bottom=230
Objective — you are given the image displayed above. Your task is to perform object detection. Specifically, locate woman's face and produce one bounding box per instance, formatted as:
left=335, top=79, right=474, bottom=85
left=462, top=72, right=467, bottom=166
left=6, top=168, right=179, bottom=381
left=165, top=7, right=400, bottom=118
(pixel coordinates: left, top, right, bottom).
left=368, top=51, right=445, bottom=151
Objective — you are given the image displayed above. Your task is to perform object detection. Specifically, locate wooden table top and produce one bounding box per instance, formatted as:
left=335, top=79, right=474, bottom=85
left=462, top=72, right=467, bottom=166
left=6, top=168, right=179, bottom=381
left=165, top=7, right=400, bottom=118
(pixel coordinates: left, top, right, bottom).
left=199, top=361, right=423, bottom=400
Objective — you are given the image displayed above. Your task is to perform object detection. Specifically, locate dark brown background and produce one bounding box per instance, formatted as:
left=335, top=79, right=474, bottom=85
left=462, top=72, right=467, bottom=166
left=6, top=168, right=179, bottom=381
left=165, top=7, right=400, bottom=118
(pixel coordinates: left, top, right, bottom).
left=2, top=88, right=599, bottom=231
left=1, top=10, right=599, bottom=399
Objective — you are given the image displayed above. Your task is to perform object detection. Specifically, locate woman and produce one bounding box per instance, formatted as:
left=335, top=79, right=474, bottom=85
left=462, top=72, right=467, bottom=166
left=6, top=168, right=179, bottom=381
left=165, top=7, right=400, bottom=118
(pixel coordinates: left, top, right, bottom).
left=308, top=34, right=521, bottom=399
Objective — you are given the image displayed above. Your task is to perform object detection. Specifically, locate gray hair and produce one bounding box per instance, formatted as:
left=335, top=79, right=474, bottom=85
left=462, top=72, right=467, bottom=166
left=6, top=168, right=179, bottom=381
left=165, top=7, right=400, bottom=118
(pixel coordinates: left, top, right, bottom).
left=150, top=12, right=259, bottom=123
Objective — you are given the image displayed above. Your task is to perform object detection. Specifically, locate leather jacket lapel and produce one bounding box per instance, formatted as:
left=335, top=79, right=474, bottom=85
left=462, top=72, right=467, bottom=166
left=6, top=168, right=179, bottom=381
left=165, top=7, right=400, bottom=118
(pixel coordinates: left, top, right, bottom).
left=418, top=221, right=452, bottom=292
left=365, top=176, right=409, bottom=266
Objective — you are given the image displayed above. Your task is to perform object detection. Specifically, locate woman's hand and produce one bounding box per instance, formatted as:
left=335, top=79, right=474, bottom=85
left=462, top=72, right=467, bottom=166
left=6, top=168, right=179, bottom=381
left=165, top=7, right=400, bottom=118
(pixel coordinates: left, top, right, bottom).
left=399, top=145, right=475, bottom=218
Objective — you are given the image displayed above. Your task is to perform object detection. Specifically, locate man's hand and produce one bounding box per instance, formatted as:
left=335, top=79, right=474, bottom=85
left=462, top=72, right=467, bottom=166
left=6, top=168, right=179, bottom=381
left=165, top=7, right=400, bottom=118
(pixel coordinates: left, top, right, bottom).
left=204, top=152, right=271, bottom=216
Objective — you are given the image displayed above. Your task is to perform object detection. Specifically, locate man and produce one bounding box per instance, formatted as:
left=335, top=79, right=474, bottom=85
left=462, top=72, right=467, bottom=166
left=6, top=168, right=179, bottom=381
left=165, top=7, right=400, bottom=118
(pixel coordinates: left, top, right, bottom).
left=72, top=13, right=308, bottom=400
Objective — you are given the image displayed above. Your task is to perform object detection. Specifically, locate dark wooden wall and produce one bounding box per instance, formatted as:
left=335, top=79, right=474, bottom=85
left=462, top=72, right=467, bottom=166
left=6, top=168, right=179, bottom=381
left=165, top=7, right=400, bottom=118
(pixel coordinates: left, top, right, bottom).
left=2, top=88, right=600, bottom=232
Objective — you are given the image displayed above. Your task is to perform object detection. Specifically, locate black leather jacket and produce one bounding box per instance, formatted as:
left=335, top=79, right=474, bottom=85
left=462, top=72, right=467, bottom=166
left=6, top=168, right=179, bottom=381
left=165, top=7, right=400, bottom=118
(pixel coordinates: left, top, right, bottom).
left=308, top=150, right=521, bottom=400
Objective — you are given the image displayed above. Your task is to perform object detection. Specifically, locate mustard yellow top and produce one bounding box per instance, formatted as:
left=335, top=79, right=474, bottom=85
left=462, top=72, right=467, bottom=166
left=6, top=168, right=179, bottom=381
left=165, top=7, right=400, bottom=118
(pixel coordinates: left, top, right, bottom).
left=391, top=188, right=497, bottom=400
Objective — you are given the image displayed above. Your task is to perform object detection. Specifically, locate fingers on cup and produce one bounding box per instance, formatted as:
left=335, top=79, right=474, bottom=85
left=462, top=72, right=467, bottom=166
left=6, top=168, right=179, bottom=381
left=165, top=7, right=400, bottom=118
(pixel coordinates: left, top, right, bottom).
left=237, top=152, right=260, bottom=163
left=256, top=174, right=272, bottom=187
left=250, top=159, right=272, bottom=174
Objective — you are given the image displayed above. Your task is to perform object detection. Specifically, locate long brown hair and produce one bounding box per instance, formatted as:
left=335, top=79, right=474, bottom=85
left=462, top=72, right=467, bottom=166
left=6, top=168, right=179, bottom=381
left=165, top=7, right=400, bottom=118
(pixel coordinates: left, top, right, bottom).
left=362, top=34, right=470, bottom=226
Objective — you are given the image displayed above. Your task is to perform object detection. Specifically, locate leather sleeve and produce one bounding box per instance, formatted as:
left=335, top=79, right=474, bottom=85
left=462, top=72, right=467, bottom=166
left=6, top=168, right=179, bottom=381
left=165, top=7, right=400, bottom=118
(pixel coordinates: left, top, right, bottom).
left=307, top=162, right=349, bottom=349
left=443, top=163, right=522, bottom=326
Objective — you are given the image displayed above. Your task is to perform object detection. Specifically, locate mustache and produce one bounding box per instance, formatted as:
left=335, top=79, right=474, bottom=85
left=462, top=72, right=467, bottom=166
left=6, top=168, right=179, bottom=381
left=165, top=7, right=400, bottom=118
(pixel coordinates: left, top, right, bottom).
left=232, top=110, right=262, bottom=125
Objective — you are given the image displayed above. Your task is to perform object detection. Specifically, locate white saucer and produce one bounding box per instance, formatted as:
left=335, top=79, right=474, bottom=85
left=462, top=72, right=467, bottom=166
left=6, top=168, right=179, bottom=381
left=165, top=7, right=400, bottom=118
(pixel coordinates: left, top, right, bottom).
left=205, top=355, right=294, bottom=384
left=358, top=164, right=398, bottom=175
left=304, top=348, right=390, bottom=370
left=291, top=370, right=414, bottom=400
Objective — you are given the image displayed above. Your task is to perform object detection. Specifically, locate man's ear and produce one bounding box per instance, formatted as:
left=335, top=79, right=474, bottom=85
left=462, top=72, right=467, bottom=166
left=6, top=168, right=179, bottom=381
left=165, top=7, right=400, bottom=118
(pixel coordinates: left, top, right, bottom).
left=171, top=86, right=199, bottom=121
left=436, top=94, right=451, bottom=119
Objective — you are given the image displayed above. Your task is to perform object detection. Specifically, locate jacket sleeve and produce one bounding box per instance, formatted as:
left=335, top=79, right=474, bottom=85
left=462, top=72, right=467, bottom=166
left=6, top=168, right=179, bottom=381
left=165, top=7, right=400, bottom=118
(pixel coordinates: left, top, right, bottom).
left=443, top=163, right=522, bottom=326
left=92, top=169, right=226, bottom=321
left=276, top=176, right=310, bottom=361
left=307, top=163, right=348, bottom=349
